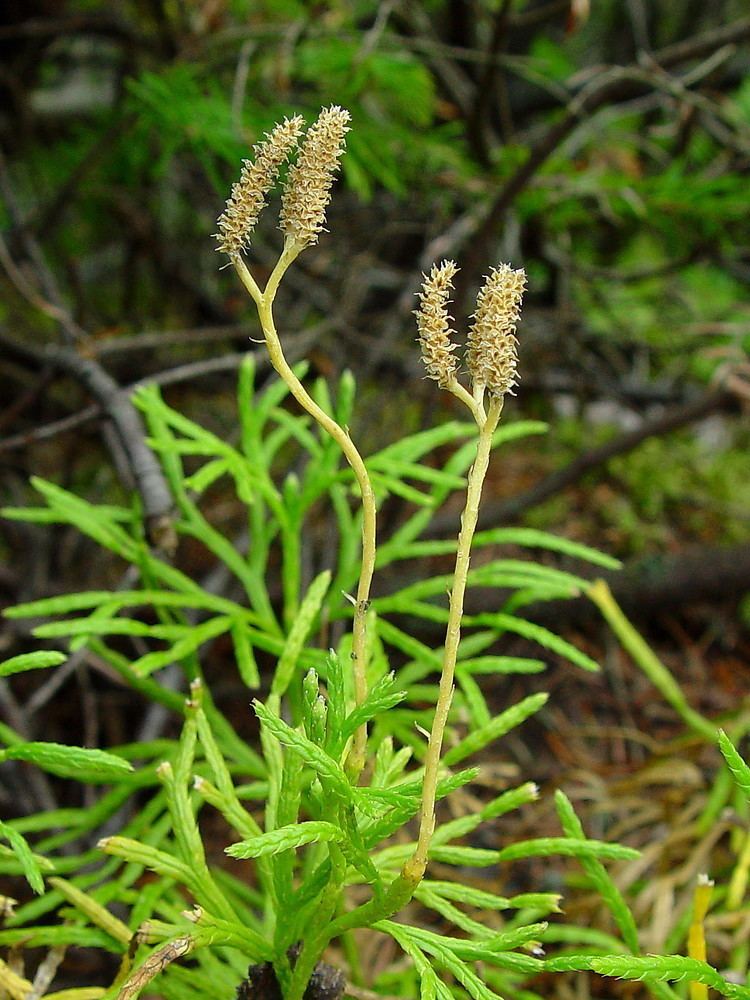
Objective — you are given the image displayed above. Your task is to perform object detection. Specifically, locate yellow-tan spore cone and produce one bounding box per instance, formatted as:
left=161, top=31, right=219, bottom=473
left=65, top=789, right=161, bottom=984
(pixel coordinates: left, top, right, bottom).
left=467, top=263, right=526, bottom=397
left=416, top=260, right=460, bottom=389
left=280, top=106, right=350, bottom=249
left=217, top=116, right=304, bottom=256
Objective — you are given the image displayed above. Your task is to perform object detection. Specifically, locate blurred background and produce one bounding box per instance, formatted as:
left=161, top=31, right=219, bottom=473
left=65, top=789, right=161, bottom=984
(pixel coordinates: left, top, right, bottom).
left=1, top=0, right=750, bottom=971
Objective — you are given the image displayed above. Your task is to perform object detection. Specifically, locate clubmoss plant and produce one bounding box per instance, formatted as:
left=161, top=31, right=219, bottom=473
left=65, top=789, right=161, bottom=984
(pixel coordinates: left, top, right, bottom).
left=5, top=105, right=748, bottom=1000
left=407, top=258, right=525, bottom=887
left=219, top=106, right=374, bottom=781
left=217, top=106, right=534, bottom=917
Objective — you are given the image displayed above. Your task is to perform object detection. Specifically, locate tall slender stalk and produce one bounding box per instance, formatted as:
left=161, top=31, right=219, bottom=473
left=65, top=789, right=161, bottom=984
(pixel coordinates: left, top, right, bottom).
left=588, top=578, right=716, bottom=741
left=217, top=108, right=528, bottom=993
left=404, top=395, right=502, bottom=882
left=403, top=260, right=526, bottom=887
left=230, top=248, right=375, bottom=777
left=219, top=108, right=375, bottom=779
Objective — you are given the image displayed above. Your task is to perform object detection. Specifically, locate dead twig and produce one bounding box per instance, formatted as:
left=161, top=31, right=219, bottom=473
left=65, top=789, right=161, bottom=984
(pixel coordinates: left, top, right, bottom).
left=20, top=339, right=176, bottom=550
left=0, top=156, right=176, bottom=548
left=0, top=327, right=324, bottom=454
left=455, top=15, right=750, bottom=307
left=427, top=384, right=737, bottom=538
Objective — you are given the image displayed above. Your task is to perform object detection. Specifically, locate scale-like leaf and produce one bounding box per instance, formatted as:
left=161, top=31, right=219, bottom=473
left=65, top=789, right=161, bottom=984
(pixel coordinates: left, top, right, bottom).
left=456, top=670, right=491, bottom=727
left=468, top=612, right=600, bottom=672
left=0, top=651, right=66, bottom=677
left=0, top=743, right=133, bottom=783
left=458, top=655, right=546, bottom=674
left=0, top=820, right=48, bottom=894
left=423, top=880, right=561, bottom=914
left=132, top=616, right=233, bottom=676
left=432, top=782, right=539, bottom=846
left=183, top=457, right=230, bottom=493
left=272, top=571, right=331, bottom=698
left=363, top=770, right=479, bottom=849
left=377, top=618, right=442, bottom=669
left=227, top=821, right=343, bottom=859
left=379, top=920, right=455, bottom=1000
left=369, top=421, right=476, bottom=464
left=30, top=479, right=138, bottom=561
left=591, top=955, right=750, bottom=999
left=48, top=877, right=132, bottom=944
left=0, top=926, right=121, bottom=951
left=337, top=673, right=407, bottom=749
left=231, top=621, right=260, bottom=688
left=253, top=700, right=362, bottom=810
left=497, top=837, right=639, bottom=863
left=443, top=693, right=548, bottom=766
left=555, top=790, right=639, bottom=954
left=718, top=730, right=750, bottom=802
left=472, top=527, right=621, bottom=569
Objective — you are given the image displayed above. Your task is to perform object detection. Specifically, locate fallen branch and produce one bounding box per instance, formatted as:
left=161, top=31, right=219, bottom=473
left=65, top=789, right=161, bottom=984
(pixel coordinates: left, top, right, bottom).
left=1, top=334, right=176, bottom=549
left=455, top=15, right=750, bottom=305
left=0, top=150, right=176, bottom=548
left=0, top=327, right=322, bottom=454
left=521, top=541, right=750, bottom=628
left=427, top=384, right=737, bottom=537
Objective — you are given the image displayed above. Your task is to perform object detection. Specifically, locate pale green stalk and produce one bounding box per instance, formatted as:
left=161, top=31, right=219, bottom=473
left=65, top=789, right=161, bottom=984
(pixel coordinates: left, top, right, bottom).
left=588, top=579, right=716, bottom=742
left=210, top=388, right=506, bottom=985
left=727, top=828, right=750, bottom=910
left=231, top=245, right=376, bottom=779
left=48, top=877, right=132, bottom=945
left=219, top=122, right=527, bottom=995
left=403, top=393, right=503, bottom=884
left=395, top=259, right=524, bottom=888
left=284, top=842, right=347, bottom=1000
left=687, top=876, right=713, bottom=1000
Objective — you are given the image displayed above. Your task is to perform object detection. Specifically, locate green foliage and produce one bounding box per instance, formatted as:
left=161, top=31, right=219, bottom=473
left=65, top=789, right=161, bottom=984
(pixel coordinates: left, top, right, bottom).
left=3, top=368, right=749, bottom=996
left=3, top=8, right=750, bottom=994
left=584, top=955, right=750, bottom=1000
left=0, top=361, right=637, bottom=999
left=0, top=651, right=66, bottom=677
left=0, top=744, right=133, bottom=784
left=0, top=820, right=50, bottom=896
left=6, top=357, right=743, bottom=996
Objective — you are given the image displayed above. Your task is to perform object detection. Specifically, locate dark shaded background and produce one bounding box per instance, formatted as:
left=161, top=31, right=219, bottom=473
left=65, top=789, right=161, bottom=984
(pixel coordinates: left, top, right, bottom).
left=1, top=2, right=749, bottom=985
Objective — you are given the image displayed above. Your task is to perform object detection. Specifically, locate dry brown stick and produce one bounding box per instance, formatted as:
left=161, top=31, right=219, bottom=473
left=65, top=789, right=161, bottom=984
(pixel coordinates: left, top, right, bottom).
left=0, top=366, right=55, bottom=434
left=515, top=541, right=750, bottom=628
left=0, top=232, right=80, bottom=340
left=509, top=0, right=569, bottom=30
left=93, top=324, right=247, bottom=357
left=0, top=327, right=324, bottom=453
left=0, top=153, right=178, bottom=545
left=651, top=15, right=750, bottom=71
left=427, top=384, right=737, bottom=537
left=466, top=0, right=514, bottom=163
left=0, top=13, right=147, bottom=44
left=0, top=403, right=100, bottom=452
left=455, top=15, right=750, bottom=306
left=56, top=348, right=177, bottom=548
left=393, top=1, right=475, bottom=115
left=0, top=329, right=175, bottom=544
left=0, top=152, right=83, bottom=345
left=453, top=70, right=666, bottom=306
